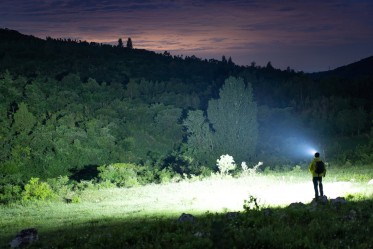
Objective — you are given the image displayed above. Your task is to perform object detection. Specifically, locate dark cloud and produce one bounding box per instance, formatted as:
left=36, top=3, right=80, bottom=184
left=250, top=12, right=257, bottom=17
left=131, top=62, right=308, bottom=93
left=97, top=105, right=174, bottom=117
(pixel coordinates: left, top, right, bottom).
left=1, top=0, right=373, bottom=71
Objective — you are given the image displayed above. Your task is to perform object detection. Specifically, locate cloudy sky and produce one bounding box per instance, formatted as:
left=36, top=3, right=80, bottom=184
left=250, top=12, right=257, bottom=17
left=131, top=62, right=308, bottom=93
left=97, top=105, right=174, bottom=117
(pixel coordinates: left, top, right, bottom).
left=1, top=0, right=372, bottom=72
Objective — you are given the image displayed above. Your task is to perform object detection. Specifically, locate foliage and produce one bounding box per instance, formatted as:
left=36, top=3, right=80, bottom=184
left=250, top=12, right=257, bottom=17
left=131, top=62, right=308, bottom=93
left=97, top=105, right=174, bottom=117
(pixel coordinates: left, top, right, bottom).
left=0, top=174, right=24, bottom=204
left=0, top=72, right=187, bottom=180
left=47, top=175, right=71, bottom=194
left=216, top=154, right=236, bottom=175
left=207, top=77, right=258, bottom=164
left=1, top=28, right=373, bottom=184
left=22, top=177, right=55, bottom=201
left=97, top=163, right=140, bottom=187
left=243, top=194, right=260, bottom=211
left=157, top=152, right=203, bottom=176
left=47, top=175, right=85, bottom=202
left=157, top=168, right=175, bottom=184
left=354, top=144, right=373, bottom=164
left=0, top=183, right=22, bottom=204
left=183, top=110, right=215, bottom=166
left=241, top=161, right=263, bottom=176
left=74, top=180, right=98, bottom=191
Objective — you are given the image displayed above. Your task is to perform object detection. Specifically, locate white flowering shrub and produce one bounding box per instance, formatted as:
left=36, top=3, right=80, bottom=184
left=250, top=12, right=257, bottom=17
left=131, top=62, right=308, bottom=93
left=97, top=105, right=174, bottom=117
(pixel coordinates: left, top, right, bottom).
left=241, top=162, right=248, bottom=172
left=241, top=161, right=263, bottom=176
left=217, top=154, right=236, bottom=175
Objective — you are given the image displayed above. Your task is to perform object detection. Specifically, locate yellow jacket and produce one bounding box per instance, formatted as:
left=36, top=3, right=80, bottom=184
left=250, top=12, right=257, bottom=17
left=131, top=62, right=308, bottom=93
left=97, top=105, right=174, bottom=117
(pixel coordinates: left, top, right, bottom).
left=308, top=157, right=326, bottom=177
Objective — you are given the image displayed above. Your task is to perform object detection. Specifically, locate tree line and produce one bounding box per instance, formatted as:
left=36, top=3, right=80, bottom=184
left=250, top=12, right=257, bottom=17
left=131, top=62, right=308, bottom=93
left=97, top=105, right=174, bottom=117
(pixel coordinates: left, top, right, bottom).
left=1, top=28, right=373, bottom=184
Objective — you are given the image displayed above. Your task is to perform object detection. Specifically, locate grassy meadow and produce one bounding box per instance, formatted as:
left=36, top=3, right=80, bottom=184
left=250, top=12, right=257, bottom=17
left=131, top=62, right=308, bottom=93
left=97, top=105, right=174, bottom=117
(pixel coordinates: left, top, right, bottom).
left=1, top=166, right=373, bottom=248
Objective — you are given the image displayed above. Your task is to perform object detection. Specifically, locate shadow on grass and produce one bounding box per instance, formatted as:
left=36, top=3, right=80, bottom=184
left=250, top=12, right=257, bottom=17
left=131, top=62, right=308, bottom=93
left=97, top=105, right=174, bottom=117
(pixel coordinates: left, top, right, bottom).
left=2, top=199, right=373, bottom=249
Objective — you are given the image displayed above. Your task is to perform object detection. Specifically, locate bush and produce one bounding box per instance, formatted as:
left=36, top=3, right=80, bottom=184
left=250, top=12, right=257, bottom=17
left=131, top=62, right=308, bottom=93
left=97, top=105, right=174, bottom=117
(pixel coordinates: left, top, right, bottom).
left=157, top=152, right=204, bottom=176
left=47, top=175, right=72, bottom=196
left=98, top=163, right=140, bottom=187
left=243, top=194, right=260, bottom=211
left=96, top=179, right=116, bottom=189
left=136, top=166, right=157, bottom=185
left=241, top=161, right=263, bottom=176
left=0, top=174, right=24, bottom=204
left=198, top=166, right=213, bottom=178
left=22, top=177, right=55, bottom=201
left=71, top=195, right=81, bottom=203
left=217, top=154, right=236, bottom=175
left=74, top=180, right=97, bottom=191
left=354, top=144, right=373, bottom=164
left=0, top=183, right=22, bottom=204
left=157, top=168, right=174, bottom=184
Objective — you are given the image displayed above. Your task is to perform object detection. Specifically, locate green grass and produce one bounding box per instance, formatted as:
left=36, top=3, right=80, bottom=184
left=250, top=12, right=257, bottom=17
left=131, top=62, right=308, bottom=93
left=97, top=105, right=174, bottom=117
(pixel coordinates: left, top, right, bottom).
left=1, top=167, right=373, bottom=248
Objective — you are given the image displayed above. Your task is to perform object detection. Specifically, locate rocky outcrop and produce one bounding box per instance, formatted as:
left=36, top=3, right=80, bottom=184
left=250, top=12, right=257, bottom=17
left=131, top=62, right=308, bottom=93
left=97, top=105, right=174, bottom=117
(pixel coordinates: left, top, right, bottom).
left=287, top=196, right=348, bottom=208
left=9, top=228, right=38, bottom=248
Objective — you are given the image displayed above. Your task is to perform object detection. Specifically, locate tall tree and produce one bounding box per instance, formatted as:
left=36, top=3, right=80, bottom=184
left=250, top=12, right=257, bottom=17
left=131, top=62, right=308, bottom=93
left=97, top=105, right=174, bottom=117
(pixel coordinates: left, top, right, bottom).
left=12, top=102, right=36, bottom=135
left=117, top=38, right=123, bottom=48
left=127, top=38, right=133, bottom=49
left=183, top=110, right=214, bottom=165
left=207, top=76, right=258, bottom=164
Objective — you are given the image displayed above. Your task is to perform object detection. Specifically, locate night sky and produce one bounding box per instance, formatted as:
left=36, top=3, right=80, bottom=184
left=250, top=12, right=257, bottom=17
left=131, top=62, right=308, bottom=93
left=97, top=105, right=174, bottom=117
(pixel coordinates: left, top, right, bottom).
left=1, top=0, right=373, bottom=72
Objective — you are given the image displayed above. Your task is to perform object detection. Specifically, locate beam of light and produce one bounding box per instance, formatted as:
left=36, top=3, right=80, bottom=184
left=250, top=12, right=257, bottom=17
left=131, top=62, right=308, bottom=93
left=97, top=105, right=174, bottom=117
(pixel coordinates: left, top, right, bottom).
left=280, top=136, right=319, bottom=159
left=306, top=147, right=318, bottom=157
left=121, top=174, right=370, bottom=213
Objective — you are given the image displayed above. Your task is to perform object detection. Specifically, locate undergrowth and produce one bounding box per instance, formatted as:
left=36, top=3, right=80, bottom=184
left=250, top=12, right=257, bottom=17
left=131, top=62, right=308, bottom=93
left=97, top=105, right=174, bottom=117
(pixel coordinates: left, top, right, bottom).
left=1, top=196, right=372, bottom=248
left=1, top=165, right=372, bottom=248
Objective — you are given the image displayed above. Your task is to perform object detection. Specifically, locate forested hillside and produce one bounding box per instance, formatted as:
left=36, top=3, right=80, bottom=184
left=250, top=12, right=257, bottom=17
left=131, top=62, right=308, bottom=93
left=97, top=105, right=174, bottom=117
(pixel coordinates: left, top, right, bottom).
left=1, top=28, right=373, bottom=183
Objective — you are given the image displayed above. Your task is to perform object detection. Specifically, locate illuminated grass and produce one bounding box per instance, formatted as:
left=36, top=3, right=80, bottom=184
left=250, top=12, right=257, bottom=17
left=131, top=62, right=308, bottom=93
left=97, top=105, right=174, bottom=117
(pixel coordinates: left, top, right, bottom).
left=1, top=168, right=372, bottom=248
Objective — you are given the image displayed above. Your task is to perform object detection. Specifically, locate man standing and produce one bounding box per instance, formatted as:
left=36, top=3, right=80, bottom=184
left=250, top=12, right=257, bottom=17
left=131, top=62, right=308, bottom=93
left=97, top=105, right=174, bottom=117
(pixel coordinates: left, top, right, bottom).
left=309, top=152, right=326, bottom=199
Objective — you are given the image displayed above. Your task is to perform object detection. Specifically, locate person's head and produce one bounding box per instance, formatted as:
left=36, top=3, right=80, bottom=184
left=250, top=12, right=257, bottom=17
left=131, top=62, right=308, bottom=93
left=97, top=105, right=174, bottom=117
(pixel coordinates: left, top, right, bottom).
left=314, top=152, right=320, bottom=158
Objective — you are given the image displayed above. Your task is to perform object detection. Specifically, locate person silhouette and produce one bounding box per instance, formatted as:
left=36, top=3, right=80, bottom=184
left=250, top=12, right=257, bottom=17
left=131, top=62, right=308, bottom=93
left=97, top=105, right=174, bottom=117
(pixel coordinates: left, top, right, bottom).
left=308, top=152, right=326, bottom=199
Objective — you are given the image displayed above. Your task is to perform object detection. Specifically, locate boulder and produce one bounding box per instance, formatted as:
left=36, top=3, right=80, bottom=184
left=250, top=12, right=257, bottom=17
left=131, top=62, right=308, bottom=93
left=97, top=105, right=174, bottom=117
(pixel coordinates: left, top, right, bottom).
left=177, top=213, right=196, bottom=223
left=9, top=228, right=38, bottom=248
left=288, top=202, right=306, bottom=208
left=330, top=197, right=347, bottom=206
left=310, top=195, right=328, bottom=207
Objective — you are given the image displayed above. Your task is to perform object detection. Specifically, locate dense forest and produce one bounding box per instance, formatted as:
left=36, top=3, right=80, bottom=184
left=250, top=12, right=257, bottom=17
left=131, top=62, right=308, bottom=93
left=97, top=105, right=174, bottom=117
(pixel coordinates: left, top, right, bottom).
left=1, top=28, right=373, bottom=184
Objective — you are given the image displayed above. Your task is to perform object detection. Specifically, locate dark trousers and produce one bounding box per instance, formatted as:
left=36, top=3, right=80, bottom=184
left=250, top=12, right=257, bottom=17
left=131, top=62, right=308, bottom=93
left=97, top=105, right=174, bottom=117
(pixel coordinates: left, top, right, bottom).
left=313, top=176, right=323, bottom=198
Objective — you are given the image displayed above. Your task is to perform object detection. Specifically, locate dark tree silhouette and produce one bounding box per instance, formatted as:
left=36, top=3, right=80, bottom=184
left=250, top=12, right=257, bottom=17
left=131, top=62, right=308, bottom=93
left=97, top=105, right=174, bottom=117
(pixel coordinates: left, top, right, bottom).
left=127, top=38, right=133, bottom=49
left=117, top=38, right=123, bottom=48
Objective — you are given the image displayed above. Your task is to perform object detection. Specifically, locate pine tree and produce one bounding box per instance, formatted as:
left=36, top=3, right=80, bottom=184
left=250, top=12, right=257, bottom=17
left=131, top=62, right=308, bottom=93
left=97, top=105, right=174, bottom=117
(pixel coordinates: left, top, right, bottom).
left=117, top=38, right=123, bottom=48
left=183, top=110, right=214, bottom=165
left=127, top=38, right=133, bottom=49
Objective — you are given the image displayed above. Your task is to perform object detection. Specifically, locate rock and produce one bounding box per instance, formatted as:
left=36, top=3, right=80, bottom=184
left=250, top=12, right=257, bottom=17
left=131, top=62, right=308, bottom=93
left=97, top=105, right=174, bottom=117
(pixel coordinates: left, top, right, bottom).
left=330, top=197, right=347, bottom=206
left=288, top=202, right=306, bottom=208
left=177, top=213, right=196, bottom=223
left=9, top=228, right=38, bottom=248
left=319, top=195, right=328, bottom=203
left=315, top=195, right=328, bottom=203
left=310, top=195, right=328, bottom=206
